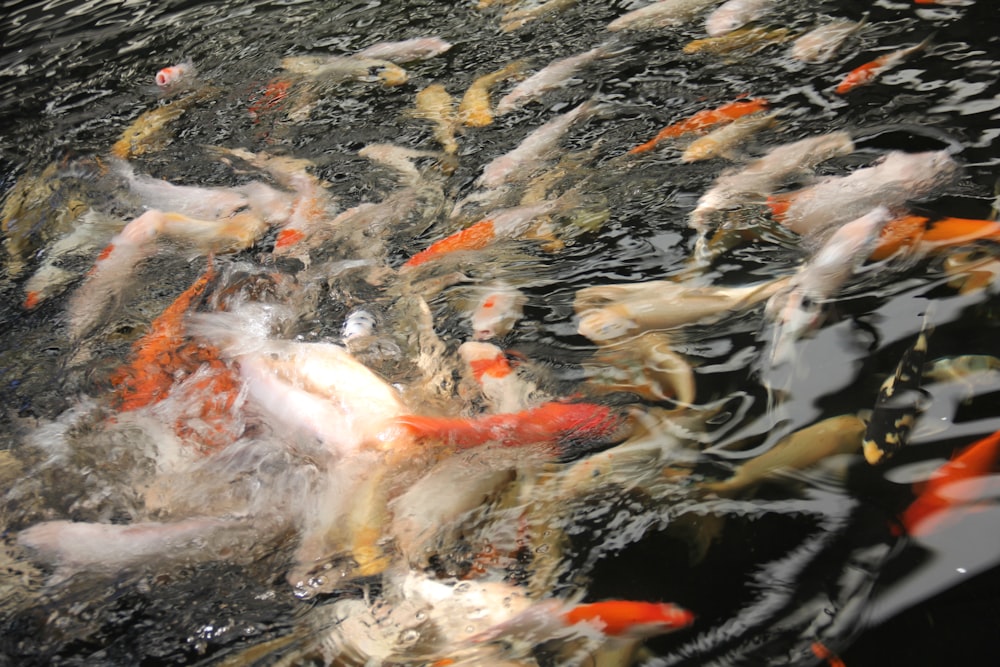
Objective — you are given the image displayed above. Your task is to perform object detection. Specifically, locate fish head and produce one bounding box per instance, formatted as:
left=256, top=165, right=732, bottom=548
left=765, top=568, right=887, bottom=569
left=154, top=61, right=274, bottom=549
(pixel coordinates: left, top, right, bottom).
left=470, top=285, right=526, bottom=339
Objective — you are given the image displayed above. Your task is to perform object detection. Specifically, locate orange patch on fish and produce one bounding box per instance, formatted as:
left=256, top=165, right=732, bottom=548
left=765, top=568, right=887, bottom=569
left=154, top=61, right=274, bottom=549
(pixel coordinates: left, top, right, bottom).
left=901, top=428, right=1000, bottom=537
left=628, top=97, right=769, bottom=155
left=562, top=600, right=695, bottom=637
left=274, top=227, right=306, bottom=249
left=249, top=78, right=291, bottom=122
left=468, top=353, right=514, bottom=382
left=871, top=215, right=1000, bottom=260
left=403, top=219, right=497, bottom=269
left=23, top=291, right=40, bottom=310
left=811, top=641, right=847, bottom=667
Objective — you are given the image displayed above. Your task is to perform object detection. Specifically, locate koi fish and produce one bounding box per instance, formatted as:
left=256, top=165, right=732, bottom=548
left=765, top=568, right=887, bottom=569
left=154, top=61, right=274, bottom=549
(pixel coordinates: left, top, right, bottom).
left=705, top=0, right=776, bottom=37
left=459, top=341, right=538, bottom=414
left=459, top=60, right=527, bottom=127
left=395, top=400, right=628, bottom=456
left=704, top=415, right=866, bottom=495
left=607, top=0, right=721, bottom=32
left=495, top=44, right=623, bottom=115
left=627, top=97, right=769, bottom=155
left=680, top=109, right=780, bottom=162
left=110, top=92, right=204, bottom=159
left=155, top=58, right=197, bottom=89
left=585, top=331, right=696, bottom=404
left=766, top=206, right=893, bottom=364
left=901, top=428, right=1000, bottom=537
left=690, top=130, right=855, bottom=229
left=402, top=192, right=575, bottom=269
left=767, top=150, right=957, bottom=239
left=835, top=36, right=932, bottom=95
left=862, top=326, right=931, bottom=465
left=280, top=55, right=408, bottom=86
left=870, top=214, right=1000, bottom=261
left=354, top=36, right=452, bottom=62
left=470, top=282, right=527, bottom=339
left=684, top=26, right=792, bottom=56
left=575, top=275, right=791, bottom=343
left=476, top=99, right=600, bottom=189
left=562, top=600, right=695, bottom=637
left=500, top=0, right=578, bottom=32
left=414, top=83, right=459, bottom=154
left=790, top=17, right=867, bottom=64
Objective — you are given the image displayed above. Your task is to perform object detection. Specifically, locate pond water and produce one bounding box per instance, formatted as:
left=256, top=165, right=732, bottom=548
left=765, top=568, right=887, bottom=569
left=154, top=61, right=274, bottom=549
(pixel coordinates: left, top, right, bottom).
left=1, top=0, right=999, bottom=665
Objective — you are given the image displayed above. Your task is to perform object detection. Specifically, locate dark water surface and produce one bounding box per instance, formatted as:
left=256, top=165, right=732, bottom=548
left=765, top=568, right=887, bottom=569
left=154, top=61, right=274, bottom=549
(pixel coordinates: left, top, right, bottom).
left=1, top=0, right=999, bottom=665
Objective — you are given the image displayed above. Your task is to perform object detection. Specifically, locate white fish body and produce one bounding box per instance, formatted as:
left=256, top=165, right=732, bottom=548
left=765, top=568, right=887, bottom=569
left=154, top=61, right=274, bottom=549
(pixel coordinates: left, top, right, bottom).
left=354, top=36, right=452, bottom=62
left=280, top=55, right=408, bottom=85
left=705, top=0, right=775, bottom=37
left=477, top=99, right=598, bottom=189
left=607, top=0, right=721, bottom=32
left=767, top=206, right=893, bottom=363
left=778, top=150, right=958, bottom=239
left=690, top=130, right=855, bottom=228
left=495, top=45, right=617, bottom=115
left=791, top=17, right=866, bottom=63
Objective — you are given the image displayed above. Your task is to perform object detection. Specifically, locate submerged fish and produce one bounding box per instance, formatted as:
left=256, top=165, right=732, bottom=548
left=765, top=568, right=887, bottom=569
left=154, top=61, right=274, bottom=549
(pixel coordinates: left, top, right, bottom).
left=628, top=97, right=769, bottom=155
left=281, top=55, right=408, bottom=86
left=863, top=325, right=931, bottom=465
left=704, top=0, right=776, bottom=37
left=607, top=0, right=721, bottom=32
left=354, top=36, right=452, bottom=62
left=469, top=282, right=527, bottom=339
left=835, top=36, right=931, bottom=95
left=680, top=109, right=780, bottom=162
left=790, top=17, right=867, bottom=64
left=500, top=0, right=578, bottom=32
left=459, top=60, right=527, bottom=127
left=766, top=206, right=893, bottom=364
left=684, top=25, right=792, bottom=56
left=495, top=44, right=624, bottom=115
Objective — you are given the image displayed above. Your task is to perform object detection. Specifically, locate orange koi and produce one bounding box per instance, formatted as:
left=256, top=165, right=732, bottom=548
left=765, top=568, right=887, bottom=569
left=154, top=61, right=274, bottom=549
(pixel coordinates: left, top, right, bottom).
left=403, top=219, right=497, bottom=269
left=563, top=600, right=695, bottom=637
left=395, top=400, right=627, bottom=453
left=870, top=215, right=1000, bottom=261
left=110, top=263, right=242, bottom=455
left=249, top=78, right=291, bottom=122
left=835, top=37, right=931, bottom=95
left=467, top=351, right=514, bottom=382
left=628, top=97, right=769, bottom=155
left=811, top=641, right=847, bottom=667
left=901, top=428, right=1000, bottom=537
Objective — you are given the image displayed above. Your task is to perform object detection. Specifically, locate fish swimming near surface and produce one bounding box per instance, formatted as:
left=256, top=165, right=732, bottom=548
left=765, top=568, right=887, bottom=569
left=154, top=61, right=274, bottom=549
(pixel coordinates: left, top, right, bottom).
left=607, top=0, right=722, bottom=32
left=628, top=97, right=769, bottom=155
left=459, top=60, right=527, bottom=127
left=835, top=36, right=932, bottom=95
left=354, top=36, right=453, bottom=62
left=680, top=109, right=781, bottom=162
left=704, top=0, right=776, bottom=37
left=155, top=58, right=197, bottom=90
left=790, top=16, right=867, bottom=64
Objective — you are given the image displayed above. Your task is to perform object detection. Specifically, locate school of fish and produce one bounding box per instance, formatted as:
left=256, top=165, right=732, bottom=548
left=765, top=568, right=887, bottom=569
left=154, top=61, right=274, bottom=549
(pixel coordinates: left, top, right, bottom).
left=1, top=0, right=998, bottom=665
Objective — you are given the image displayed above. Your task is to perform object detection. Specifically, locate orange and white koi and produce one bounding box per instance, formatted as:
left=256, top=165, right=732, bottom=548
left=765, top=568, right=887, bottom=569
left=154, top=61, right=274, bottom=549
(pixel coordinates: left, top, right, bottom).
left=901, top=428, right=1000, bottom=537
left=495, top=44, right=624, bottom=115
left=628, top=96, right=769, bottom=155
left=458, top=60, right=527, bottom=127
left=767, top=149, right=957, bottom=239
left=607, top=0, right=721, bottom=32
left=477, top=99, right=600, bottom=189
left=835, top=36, right=931, bottom=95
left=155, top=58, right=197, bottom=89
left=354, top=36, right=452, bottom=62
left=680, top=109, right=780, bottom=162
left=790, top=17, right=867, bottom=64
left=402, top=192, right=575, bottom=269
left=459, top=341, right=538, bottom=413
left=705, top=0, right=776, bottom=37
left=470, top=282, right=527, bottom=339
left=690, top=130, right=855, bottom=229
left=766, top=206, right=893, bottom=364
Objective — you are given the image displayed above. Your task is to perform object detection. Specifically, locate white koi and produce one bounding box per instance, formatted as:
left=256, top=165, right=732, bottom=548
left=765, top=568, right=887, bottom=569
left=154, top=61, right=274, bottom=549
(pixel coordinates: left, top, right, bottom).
left=470, top=282, right=527, bottom=339
left=495, top=44, right=624, bottom=115
left=705, top=0, right=775, bottom=37
left=790, top=16, right=867, bottom=64
left=766, top=206, right=893, bottom=363
left=477, top=99, right=600, bottom=189
left=155, top=58, right=197, bottom=90
left=607, top=0, right=721, bottom=32
left=354, top=36, right=452, bottom=62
